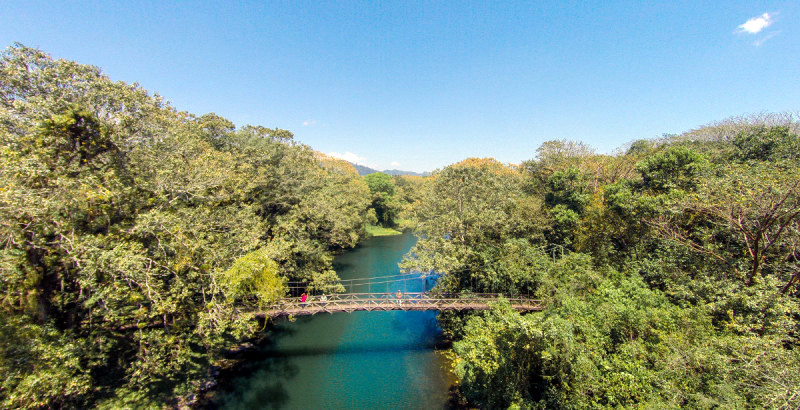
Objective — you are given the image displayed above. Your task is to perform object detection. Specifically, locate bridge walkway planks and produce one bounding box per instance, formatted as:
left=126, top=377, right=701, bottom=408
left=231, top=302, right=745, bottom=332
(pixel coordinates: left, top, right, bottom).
left=253, top=292, right=543, bottom=318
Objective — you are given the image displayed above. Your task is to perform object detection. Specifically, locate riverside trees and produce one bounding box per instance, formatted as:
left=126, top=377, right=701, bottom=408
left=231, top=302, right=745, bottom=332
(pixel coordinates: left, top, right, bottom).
left=401, top=158, right=549, bottom=295
left=363, top=172, right=400, bottom=227
left=0, top=45, right=371, bottom=407
left=403, top=123, right=800, bottom=407
left=3, top=43, right=799, bottom=408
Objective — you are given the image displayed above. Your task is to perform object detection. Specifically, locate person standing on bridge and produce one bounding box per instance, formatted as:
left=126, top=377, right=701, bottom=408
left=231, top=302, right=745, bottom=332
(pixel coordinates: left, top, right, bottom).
left=396, top=290, right=403, bottom=306
left=301, top=293, right=308, bottom=308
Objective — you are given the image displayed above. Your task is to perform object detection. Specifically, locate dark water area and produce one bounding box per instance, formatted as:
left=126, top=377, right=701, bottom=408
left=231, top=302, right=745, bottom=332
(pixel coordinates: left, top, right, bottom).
left=213, top=233, right=454, bottom=409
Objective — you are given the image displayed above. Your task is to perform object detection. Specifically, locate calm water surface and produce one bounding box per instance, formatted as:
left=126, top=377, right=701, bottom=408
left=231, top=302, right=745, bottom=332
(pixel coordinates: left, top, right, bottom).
left=214, top=233, right=453, bottom=409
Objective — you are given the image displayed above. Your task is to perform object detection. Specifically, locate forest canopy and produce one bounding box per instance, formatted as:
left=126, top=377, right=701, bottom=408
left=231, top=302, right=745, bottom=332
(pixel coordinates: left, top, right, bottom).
left=0, top=44, right=372, bottom=407
left=400, top=118, right=800, bottom=408
left=1, top=43, right=799, bottom=408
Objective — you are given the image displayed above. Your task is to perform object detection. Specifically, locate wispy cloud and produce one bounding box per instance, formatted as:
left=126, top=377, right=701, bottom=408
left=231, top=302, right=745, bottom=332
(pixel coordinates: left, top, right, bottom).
left=302, top=119, right=317, bottom=126
left=390, top=161, right=401, bottom=167
left=328, top=151, right=366, bottom=164
left=737, top=13, right=773, bottom=34
left=753, top=31, right=779, bottom=47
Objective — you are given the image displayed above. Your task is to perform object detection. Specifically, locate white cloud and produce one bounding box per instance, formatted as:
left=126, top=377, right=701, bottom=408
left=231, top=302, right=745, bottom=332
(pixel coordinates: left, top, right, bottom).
left=391, top=161, right=401, bottom=167
left=328, top=151, right=366, bottom=164
left=302, top=119, right=317, bottom=126
left=737, top=13, right=773, bottom=34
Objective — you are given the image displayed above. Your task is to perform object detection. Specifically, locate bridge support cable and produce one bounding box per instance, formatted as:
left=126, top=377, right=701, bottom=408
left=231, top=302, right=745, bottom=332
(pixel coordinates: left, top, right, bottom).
left=286, top=272, right=437, bottom=297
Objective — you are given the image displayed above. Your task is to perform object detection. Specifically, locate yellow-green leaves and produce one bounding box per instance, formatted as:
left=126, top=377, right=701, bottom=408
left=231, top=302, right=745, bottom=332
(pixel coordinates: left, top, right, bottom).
left=220, top=248, right=287, bottom=308
left=0, top=44, right=373, bottom=407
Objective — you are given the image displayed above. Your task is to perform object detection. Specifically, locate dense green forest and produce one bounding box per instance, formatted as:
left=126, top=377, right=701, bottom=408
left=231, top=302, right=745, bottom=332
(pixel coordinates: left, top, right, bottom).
left=2, top=44, right=799, bottom=408
left=401, top=123, right=800, bottom=407
left=0, top=45, right=382, bottom=407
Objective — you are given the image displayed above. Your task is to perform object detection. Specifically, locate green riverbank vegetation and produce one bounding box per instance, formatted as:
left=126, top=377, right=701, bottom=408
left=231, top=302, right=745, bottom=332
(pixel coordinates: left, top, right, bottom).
left=401, top=119, right=800, bottom=408
left=365, top=224, right=403, bottom=236
left=362, top=171, right=423, bottom=236
left=0, top=45, right=376, bottom=407
left=2, top=44, right=799, bottom=408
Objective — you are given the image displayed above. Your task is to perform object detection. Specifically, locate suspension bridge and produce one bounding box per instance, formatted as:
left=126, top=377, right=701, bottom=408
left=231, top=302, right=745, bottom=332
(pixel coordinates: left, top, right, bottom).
left=253, top=272, right=543, bottom=318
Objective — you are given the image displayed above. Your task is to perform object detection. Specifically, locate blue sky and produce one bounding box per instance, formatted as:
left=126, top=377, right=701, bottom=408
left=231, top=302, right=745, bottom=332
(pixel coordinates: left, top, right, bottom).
left=2, top=1, right=798, bottom=172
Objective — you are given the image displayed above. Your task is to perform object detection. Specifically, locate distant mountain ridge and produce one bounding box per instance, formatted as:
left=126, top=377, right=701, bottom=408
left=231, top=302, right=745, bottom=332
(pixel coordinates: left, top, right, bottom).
left=349, top=163, right=430, bottom=177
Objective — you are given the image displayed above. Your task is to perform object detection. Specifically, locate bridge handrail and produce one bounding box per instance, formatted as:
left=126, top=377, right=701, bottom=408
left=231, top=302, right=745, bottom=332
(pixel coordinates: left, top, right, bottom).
left=254, top=292, right=543, bottom=314
left=266, top=292, right=537, bottom=303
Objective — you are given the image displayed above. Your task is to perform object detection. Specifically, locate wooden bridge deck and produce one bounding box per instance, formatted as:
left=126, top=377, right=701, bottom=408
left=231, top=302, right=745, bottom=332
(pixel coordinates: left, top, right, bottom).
left=254, top=292, right=543, bottom=318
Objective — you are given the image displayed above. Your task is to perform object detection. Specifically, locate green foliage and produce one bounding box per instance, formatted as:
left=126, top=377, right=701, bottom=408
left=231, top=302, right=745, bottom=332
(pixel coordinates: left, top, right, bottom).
left=401, top=158, right=549, bottom=294
left=363, top=172, right=395, bottom=196
left=0, top=44, right=371, bottom=407
left=455, top=268, right=800, bottom=408
left=547, top=204, right=580, bottom=248
left=657, top=161, right=800, bottom=287
left=523, top=139, right=596, bottom=193
left=732, top=125, right=800, bottom=162
left=545, top=166, right=590, bottom=213
left=363, top=172, right=400, bottom=227
left=220, top=248, right=287, bottom=308
left=626, top=139, right=657, bottom=156
left=636, top=146, right=707, bottom=193
left=407, top=121, right=800, bottom=408
left=0, top=316, right=91, bottom=408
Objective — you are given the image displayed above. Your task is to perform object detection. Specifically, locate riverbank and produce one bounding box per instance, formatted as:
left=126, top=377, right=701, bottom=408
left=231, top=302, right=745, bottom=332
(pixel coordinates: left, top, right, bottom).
left=365, top=224, right=403, bottom=236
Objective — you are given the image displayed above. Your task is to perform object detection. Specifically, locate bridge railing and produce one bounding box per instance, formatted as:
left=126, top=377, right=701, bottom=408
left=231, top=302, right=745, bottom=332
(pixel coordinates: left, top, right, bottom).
left=255, top=292, right=544, bottom=318
left=271, top=292, right=539, bottom=304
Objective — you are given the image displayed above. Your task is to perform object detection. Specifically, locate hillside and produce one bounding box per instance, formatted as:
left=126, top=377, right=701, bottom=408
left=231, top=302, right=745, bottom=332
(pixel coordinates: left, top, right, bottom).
left=350, top=162, right=430, bottom=177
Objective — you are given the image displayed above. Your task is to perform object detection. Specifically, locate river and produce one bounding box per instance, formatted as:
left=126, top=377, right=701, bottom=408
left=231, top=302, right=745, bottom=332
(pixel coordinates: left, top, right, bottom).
left=212, top=232, right=454, bottom=409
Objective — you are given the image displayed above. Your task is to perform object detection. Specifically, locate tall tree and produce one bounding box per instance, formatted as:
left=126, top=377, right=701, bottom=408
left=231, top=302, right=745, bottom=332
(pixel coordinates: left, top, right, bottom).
left=402, top=158, right=548, bottom=292
left=363, top=172, right=400, bottom=227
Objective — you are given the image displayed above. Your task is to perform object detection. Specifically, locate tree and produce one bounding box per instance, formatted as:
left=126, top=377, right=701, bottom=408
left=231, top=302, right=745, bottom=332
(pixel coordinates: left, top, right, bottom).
left=363, top=172, right=399, bottom=227
left=402, top=158, right=548, bottom=293
left=363, top=172, right=395, bottom=196
left=545, top=166, right=590, bottom=213
left=732, top=125, right=800, bottom=162
left=654, top=162, right=800, bottom=288
left=220, top=248, right=287, bottom=308
left=522, top=140, right=595, bottom=191
left=0, top=44, right=373, bottom=407
left=681, top=112, right=800, bottom=144
left=534, top=139, right=595, bottom=165
left=635, top=146, right=707, bottom=193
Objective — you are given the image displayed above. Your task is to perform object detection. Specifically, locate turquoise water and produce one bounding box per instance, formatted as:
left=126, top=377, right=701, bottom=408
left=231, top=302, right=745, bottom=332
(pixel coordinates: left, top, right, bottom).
left=214, top=233, right=453, bottom=409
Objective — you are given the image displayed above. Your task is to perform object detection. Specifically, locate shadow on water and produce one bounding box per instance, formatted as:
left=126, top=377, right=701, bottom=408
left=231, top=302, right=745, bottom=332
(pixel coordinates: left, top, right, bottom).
left=260, top=340, right=441, bottom=359
left=210, top=318, right=445, bottom=409
left=331, top=259, right=354, bottom=273
left=212, top=233, right=455, bottom=409
left=208, top=326, right=299, bottom=409
left=213, top=362, right=293, bottom=410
